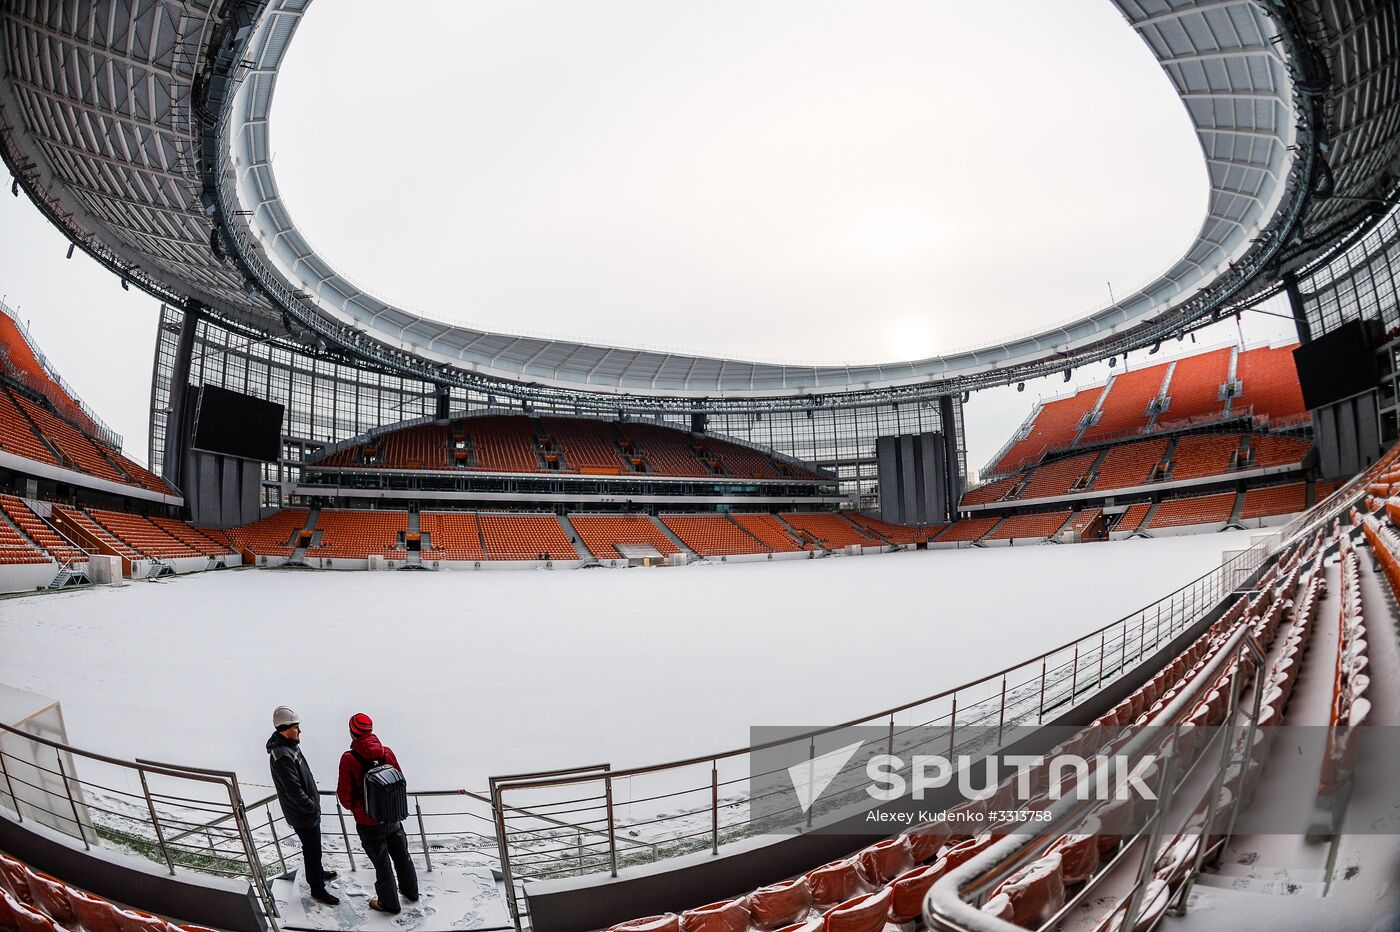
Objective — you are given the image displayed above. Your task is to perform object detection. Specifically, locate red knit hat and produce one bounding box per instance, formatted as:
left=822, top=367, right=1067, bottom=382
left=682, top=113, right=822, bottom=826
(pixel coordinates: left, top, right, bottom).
left=349, top=713, right=373, bottom=737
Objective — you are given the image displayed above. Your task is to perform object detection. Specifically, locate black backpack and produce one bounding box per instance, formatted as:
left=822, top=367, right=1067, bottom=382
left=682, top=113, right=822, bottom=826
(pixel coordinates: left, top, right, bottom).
left=354, top=751, right=408, bottom=825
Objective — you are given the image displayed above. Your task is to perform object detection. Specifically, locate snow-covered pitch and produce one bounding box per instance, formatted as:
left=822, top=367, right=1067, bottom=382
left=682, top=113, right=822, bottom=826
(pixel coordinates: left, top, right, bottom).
left=0, top=531, right=1256, bottom=793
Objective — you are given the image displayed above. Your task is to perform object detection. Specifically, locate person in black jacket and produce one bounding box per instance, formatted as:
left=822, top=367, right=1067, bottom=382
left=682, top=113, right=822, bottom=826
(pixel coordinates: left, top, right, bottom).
left=267, top=705, right=339, bottom=906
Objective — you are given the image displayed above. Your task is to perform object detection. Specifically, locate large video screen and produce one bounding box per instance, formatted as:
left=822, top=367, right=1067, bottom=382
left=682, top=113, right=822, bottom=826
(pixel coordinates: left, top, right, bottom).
left=191, top=385, right=284, bottom=462
left=1292, top=320, right=1382, bottom=411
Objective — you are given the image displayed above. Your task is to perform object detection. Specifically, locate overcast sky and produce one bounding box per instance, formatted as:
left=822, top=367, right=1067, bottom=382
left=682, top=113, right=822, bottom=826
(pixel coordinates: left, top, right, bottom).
left=0, top=0, right=1298, bottom=476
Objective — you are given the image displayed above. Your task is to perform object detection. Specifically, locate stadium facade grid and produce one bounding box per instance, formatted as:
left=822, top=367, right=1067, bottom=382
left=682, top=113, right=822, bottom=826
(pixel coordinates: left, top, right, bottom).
left=148, top=305, right=961, bottom=509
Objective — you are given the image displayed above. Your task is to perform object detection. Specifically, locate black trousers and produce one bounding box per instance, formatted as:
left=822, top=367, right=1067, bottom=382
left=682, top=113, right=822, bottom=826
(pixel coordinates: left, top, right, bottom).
left=356, top=821, right=418, bottom=910
left=290, top=820, right=329, bottom=893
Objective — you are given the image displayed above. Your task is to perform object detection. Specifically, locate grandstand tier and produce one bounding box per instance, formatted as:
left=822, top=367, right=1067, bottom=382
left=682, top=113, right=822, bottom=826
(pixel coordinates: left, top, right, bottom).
left=306, top=510, right=408, bottom=559
left=1158, top=346, right=1231, bottom=421
left=1090, top=438, right=1169, bottom=491
left=312, top=415, right=825, bottom=483
left=569, top=514, right=680, bottom=559
left=1017, top=452, right=1097, bottom=500
left=983, top=510, right=1072, bottom=541
left=1079, top=363, right=1166, bottom=442
left=1168, top=434, right=1244, bottom=480
left=421, top=512, right=487, bottom=561
left=1147, top=491, right=1238, bottom=530
left=227, top=508, right=309, bottom=558
left=477, top=514, right=579, bottom=561
left=981, top=342, right=1306, bottom=482
left=729, top=514, right=807, bottom=552
left=661, top=514, right=770, bottom=556
left=1, top=306, right=175, bottom=498
left=779, top=513, right=875, bottom=550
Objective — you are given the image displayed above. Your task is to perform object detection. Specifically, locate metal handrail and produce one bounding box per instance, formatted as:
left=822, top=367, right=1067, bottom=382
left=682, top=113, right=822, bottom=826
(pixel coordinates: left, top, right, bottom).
left=925, top=606, right=1266, bottom=931
left=494, top=546, right=1264, bottom=793
left=0, top=720, right=279, bottom=924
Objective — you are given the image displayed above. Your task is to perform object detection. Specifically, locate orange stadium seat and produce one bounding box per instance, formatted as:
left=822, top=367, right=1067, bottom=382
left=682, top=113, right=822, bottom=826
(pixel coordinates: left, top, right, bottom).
left=822, top=888, right=889, bottom=932
left=679, top=898, right=749, bottom=932
left=1248, top=434, right=1310, bottom=468
left=844, top=513, right=933, bottom=544
left=0, top=389, right=60, bottom=465
left=1169, top=434, right=1244, bottom=480
left=87, top=509, right=199, bottom=560
left=306, top=510, right=408, bottom=559
left=0, top=496, right=82, bottom=562
left=53, top=505, right=142, bottom=560
left=1113, top=503, right=1152, bottom=533
left=541, top=418, right=630, bottom=474
left=570, top=514, right=680, bottom=559
left=616, top=422, right=712, bottom=477
left=746, top=878, right=812, bottom=931
left=477, top=514, right=579, bottom=560
left=148, top=518, right=230, bottom=557
left=935, top=517, right=1001, bottom=543
left=1148, top=492, right=1237, bottom=529
left=661, top=514, right=770, bottom=556
left=1234, top=344, right=1306, bottom=420
left=369, top=423, right=450, bottom=469
left=702, top=436, right=787, bottom=479
left=421, top=512, right=487, bottom=561
left=464, top=416, right=542, bottom=473
left=23, top=869, right=76, bottom=927
left=983, top=510, right=1072, bottom=541
left=961, top=476, right=1019, bottom=506
left=988, top=388, right=1103, bottom=475
left=10, top=390, right=127, bottom=483
left=1240, top=482, right=1307, bottom=519
left=1090, top=438, right=1169, bottom=491
left=1079, top=363, right=1169, bottom=442
left=227, top=509, right=310, bottom=557
left=0, top=511, right=47, bottom=563
left=1018, top=452, right=1096, bottom=499
left=1062, top=508, right=1104, bottom=539
left=1157, top=347, right=1230, bottom=422
left=730, top=514, right=806, bottom=552
left=607, top=917, right=680, bottom=932
left=780, top=513, right=875, bottom=549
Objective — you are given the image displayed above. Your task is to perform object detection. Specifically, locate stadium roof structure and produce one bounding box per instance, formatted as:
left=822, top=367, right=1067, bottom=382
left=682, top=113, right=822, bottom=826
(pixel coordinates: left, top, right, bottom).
left=1, top=0, right=1397, bottom=411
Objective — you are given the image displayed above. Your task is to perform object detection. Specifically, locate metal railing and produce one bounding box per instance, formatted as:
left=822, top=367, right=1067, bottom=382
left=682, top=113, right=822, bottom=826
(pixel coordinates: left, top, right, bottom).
left=234, top=788, right=503, bottom=881
left=0, top=721, right=277, bottom=923
left=485, top=532, right=1276, bottom=925
left=924, top=609, right=1271, bottom=932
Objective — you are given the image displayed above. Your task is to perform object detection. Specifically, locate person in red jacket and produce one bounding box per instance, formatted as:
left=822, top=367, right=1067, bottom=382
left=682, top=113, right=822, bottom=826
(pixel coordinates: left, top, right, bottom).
left=337, top=712, right=419, bottom=913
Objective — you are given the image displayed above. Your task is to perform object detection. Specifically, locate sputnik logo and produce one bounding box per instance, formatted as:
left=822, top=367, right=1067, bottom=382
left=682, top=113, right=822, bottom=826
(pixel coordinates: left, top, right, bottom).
left=789, top=739, right=866, bottom=814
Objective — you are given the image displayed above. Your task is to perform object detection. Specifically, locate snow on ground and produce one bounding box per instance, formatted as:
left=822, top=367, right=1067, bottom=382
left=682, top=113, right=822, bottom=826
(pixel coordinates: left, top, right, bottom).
left=0, top=531, right=1260, bottom=794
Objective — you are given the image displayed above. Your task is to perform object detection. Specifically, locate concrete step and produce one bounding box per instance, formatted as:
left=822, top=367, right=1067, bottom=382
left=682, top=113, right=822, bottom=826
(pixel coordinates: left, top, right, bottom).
left=650, top=515, right=694, bottom=557
left=1193, top=869, right=1327, bottom=897
left=556, top=514, right=595, bottom=561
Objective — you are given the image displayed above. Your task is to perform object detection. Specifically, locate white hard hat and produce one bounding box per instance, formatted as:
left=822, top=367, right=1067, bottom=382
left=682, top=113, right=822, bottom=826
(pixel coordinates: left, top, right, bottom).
left=272, top=706, right=300, bottom=729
